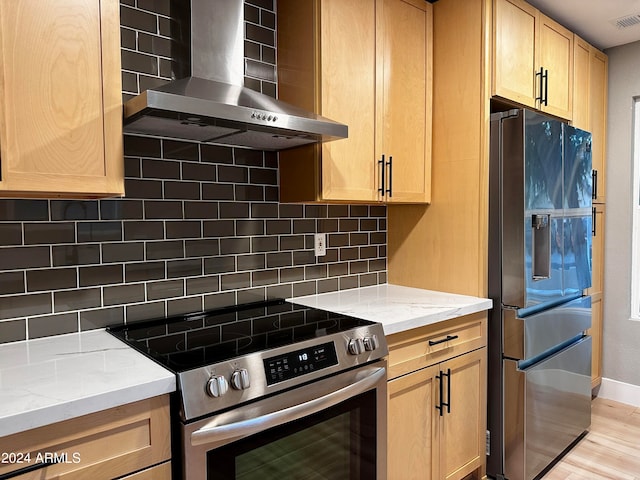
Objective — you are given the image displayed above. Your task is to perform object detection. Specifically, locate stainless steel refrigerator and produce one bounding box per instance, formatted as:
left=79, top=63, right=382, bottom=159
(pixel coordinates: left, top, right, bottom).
left=487, top=109, right=593, bottom=480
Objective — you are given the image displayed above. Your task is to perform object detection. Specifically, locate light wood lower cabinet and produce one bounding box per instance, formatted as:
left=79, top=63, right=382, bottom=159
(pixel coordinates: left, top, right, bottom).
left=0, top=395, right=171, bottom=480
left=387, top=313, right=488, bottom=480
left=120, top=461, right=172, bottom=480
left=388, top=362, right=439, bottom=479
left=589, top=293, right=603, bottom=389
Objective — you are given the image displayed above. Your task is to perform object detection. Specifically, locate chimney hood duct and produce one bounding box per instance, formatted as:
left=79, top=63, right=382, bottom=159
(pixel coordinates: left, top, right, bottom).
left=123, top=0, right=347, bottom=151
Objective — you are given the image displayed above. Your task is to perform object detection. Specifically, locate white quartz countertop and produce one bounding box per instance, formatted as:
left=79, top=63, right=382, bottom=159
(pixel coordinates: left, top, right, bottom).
left=289, top=284, right=493, bottom=335
left=0, top=330, right=175, bottom=438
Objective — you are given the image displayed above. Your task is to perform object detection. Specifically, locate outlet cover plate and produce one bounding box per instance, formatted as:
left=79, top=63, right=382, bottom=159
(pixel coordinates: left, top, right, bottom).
left=314, top=233, right=326, bottom=256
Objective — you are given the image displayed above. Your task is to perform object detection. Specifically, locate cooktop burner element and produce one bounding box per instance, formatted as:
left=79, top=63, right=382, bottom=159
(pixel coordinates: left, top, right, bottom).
left=108, top=299, right=388, bottom=421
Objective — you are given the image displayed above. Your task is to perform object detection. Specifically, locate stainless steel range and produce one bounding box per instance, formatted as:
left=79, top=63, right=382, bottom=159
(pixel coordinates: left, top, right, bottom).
left=108, top=299, right=388, bottom=480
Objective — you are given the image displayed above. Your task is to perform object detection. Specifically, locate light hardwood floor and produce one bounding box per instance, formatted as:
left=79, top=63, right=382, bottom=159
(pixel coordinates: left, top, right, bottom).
left=543, top=397, right=640, bottom=479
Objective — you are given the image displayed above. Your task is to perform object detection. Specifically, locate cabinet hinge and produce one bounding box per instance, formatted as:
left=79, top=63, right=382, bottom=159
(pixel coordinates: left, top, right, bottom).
left=486, top=429, right=491, bottom=456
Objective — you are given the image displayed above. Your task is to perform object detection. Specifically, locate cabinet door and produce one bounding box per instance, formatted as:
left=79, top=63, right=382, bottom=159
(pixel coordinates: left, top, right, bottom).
left=0, top=0, right=123, bottom=197
left=378, top=0, right=432, bottom=203
left=590, top=294, right=603, bottom=388
left=388, top=363, right=439, bottom=480
left=492, top=0, right=538, bottom=109
left=572, top=36, right=590, bottom=131
left=590, top=48, right=607, bottom=203
left=277, top=0, right=377, bottom=203
left=319, top=0, right=377, bottom=202
left=588, top=204, right=605, bottom=296
left=538, top=14, right=573, bottom=119
left=587, top=204, right=604, bottom=388
left=438, top=348, right=486, bottom=480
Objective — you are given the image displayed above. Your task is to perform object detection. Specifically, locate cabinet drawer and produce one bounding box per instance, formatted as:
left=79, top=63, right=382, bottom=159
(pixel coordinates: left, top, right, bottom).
left=0, top=395, right=171, bottom=480
left=121, top=461, right=172, bottom=480
left=387, top=312, right=487, bottom=379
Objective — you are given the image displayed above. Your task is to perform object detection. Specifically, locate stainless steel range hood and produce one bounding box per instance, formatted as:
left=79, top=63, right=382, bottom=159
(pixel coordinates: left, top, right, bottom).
left=123, top=0, right=347, bottom=151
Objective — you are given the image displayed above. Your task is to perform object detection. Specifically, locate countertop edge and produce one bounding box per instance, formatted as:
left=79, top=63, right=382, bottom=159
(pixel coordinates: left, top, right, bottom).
left=0, top=330, right=176, bottom=439
left=381, top=298, right=493, bottom=335
left=1, top=285, right=493, bottom=438
left=0, top=376, right=176, bottom=438
left=288, top=284, right=493, bottom=335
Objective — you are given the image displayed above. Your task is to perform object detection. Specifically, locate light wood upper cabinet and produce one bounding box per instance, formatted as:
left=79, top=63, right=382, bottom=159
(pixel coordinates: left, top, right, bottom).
left=573, top=38, right=607, bottom=203
left=377, top=0, right=432, bottom=203
left=0, top=0, right=124, bottom=198
left=572, top=37, right=591, bottom=130
left=492, top=0, right=573, bottom=120
left=493, top=0, right=538, bottom=108
left=277, top=0, right=432, bottom=204
left=538, top=14, right=573, bottom=118
left=589, top=47, right=608, bottom=203
left=278, top=0, right=377, bottom=203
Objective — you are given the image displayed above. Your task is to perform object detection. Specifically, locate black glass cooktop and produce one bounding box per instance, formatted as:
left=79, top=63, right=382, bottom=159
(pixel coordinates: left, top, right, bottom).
left=107, top=299, right=374, bottom=372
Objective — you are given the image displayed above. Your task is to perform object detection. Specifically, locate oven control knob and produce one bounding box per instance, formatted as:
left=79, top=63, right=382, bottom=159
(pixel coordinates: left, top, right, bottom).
left=230, top=368, right=251, bottom=390
left=363, top=335, right=379, bottom=351
left=206, top=375, right=229, bottom=398
left=348, top=337, right=365, bottom=355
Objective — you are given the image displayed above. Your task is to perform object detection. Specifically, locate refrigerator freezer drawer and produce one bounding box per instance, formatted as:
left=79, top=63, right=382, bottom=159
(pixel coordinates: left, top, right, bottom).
left=503, top=296, right=591, bottom=361
left=503, top=336, right=592, bottom=480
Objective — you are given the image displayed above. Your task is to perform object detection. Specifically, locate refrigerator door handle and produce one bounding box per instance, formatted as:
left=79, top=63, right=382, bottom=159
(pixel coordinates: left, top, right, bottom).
left=532, top=214, right=551, bottom=280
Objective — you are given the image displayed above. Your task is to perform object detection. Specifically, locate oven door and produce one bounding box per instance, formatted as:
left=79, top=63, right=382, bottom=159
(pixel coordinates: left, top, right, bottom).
left=181, top=359, right=387, bottom=480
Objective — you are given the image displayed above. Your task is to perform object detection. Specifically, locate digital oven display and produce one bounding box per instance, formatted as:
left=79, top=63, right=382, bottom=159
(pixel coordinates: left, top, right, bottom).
left=264, top=342, right=338, bottom=385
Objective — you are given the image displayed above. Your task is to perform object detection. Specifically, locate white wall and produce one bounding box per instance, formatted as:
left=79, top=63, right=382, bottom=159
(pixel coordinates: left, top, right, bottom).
left=602, top=40, right=640, bottom=386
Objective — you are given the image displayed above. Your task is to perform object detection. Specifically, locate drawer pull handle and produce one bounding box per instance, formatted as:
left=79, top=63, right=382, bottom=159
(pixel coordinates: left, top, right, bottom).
left=0, top=459, right=60, bottom=480
left=428, top=334, right=458, bottom=347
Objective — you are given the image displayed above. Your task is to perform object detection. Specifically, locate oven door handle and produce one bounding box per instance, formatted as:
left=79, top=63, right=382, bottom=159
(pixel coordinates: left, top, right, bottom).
left=191, top=366, right=386, bottom=447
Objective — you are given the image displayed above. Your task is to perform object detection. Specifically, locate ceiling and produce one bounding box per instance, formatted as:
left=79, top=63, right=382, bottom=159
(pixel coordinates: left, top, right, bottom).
left=527, top=0, right=640, bottom=50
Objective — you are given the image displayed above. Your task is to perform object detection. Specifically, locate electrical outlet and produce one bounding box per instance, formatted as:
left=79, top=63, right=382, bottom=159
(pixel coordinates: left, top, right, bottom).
left=314, top=233, right=327, bottom=256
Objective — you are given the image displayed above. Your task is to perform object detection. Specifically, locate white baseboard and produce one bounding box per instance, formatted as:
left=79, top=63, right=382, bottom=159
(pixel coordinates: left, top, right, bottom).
left=598, top=377, right=640, bottom=407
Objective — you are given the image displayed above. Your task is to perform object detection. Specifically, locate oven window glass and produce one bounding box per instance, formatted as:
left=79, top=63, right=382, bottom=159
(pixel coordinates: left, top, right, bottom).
left=207, top=391, right=377, bottom=479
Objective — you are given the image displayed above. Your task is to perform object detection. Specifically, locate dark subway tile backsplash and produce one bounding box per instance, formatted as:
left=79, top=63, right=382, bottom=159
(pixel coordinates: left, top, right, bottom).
left=0, top=272, right=25, bottom=296
left=0, top=199, right=49, bottom=221
left=0, top=224, right=22, bottom=246
left=0, top=1, right=387, bottom=344
left=24, top=223, right=75, bottom=245
left=0, top=293, right=52, bottom=321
